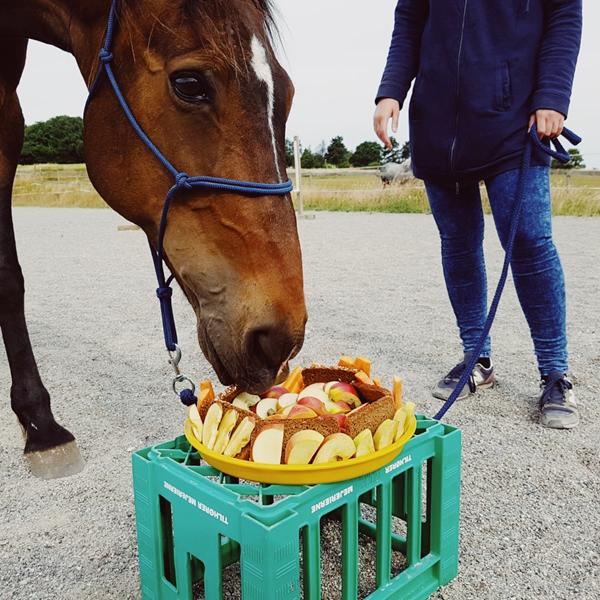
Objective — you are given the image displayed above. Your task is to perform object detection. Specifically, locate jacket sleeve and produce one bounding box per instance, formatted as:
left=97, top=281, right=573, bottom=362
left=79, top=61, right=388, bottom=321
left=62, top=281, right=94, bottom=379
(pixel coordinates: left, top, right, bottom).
left=375, top=0, right=428, bottom=106
left=531, top=0, right=582, bottom=117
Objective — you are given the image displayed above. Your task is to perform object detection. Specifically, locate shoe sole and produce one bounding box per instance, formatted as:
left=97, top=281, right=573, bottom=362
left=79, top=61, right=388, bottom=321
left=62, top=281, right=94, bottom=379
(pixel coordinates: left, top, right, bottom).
left=432, top=375, right=496, bottom=402
left=540, top=413, right=579, bottom=429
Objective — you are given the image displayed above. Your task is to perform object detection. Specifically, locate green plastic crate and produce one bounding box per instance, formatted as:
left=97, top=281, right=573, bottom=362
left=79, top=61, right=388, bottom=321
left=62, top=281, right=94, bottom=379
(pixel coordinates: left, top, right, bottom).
left=132, top=416, right=461, bottom=600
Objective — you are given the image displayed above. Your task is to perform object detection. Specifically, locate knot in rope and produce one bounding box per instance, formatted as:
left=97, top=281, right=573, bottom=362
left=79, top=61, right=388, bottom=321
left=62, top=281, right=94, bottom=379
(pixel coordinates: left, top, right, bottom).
left=156, top=286, right=173, bottom=300
left=99, top=48, right=114, bottom=64
left=175, top=172, right=192, bottom=190
left=179, top=388, right=197, bottom=406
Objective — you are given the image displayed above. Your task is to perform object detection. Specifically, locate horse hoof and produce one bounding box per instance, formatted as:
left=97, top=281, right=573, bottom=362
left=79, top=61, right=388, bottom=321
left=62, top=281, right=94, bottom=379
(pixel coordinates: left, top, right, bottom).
left=25, top=440, right=85, bottom=479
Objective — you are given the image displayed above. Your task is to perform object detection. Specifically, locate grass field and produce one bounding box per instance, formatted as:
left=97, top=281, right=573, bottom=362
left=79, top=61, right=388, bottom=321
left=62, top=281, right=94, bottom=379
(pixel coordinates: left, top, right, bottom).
left=13, top=163, right=600, bottom=216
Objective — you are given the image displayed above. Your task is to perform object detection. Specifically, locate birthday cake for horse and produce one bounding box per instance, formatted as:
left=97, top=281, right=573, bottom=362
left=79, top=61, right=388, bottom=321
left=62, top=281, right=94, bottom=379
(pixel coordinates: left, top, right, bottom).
left=185, top=356, right=415, bottom=469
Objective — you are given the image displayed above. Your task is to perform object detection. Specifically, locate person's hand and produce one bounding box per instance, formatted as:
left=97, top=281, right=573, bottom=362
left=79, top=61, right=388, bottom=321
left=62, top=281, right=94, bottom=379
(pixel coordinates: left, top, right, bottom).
left=374, top=98, right=400, bottom=149
left=528, top=109, right=565, bottom=139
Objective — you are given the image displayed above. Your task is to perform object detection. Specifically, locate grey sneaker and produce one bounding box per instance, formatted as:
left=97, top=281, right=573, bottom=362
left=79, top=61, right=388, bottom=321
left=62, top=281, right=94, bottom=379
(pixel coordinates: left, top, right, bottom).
left=432, top=353, right=496, bottom=401
left=539, top=371, right=578, bottom=429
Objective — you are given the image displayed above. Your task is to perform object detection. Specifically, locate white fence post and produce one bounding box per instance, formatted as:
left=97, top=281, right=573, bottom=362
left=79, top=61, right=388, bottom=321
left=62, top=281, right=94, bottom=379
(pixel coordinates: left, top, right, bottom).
left=292, top=136, right=315, bottom=219
left=293, top=135, right=303, bottom=217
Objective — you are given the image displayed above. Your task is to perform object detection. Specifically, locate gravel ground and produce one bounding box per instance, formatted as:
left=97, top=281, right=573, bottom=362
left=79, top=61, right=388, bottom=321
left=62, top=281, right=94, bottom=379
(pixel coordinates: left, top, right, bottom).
left=1, top=208, right=599, bottom=600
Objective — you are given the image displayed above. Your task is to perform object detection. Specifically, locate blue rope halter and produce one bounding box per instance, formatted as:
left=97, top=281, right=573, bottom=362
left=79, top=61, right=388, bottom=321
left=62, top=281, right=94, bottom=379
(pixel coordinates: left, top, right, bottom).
left=434, top=124, right=581, bottom=420
left=86, top=0, right=293, bottom=405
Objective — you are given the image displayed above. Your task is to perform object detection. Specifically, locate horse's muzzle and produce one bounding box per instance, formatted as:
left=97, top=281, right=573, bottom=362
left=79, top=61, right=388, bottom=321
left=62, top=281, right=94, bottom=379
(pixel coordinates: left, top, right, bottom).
left=199, top=320, right=304, bottom=394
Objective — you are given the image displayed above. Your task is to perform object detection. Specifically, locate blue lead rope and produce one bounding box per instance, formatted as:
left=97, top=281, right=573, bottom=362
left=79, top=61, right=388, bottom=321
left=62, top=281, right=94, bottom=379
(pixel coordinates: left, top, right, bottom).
left=433, top=124, right=581, bottom=420
left=86, top=0, right=293, bottom=404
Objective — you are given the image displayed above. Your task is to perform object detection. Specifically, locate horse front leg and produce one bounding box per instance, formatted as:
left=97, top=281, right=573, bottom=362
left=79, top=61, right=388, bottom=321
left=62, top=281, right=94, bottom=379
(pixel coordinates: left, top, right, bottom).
left=0, top=37, right=83, bottom=478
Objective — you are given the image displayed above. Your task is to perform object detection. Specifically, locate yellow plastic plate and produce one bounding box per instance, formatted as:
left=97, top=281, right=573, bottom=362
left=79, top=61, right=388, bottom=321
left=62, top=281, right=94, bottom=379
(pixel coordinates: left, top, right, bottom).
left=183, top=415, right=417, bottom=485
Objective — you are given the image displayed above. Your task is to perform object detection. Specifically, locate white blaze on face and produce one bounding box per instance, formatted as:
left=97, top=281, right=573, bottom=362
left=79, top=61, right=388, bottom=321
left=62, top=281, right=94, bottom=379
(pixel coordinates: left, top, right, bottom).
left=250, top=34, right=281, bottom=180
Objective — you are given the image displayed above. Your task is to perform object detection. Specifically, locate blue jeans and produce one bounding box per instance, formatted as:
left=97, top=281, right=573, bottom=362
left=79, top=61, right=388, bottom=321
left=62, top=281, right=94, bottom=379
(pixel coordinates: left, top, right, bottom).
left=425, top=166, right=568, bottom=376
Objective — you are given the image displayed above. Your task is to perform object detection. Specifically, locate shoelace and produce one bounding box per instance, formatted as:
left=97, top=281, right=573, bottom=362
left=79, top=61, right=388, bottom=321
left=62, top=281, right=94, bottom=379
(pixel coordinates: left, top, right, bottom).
left=539, top=372, right=573, bottom=409
left=445, top=362, right=476, bottom=393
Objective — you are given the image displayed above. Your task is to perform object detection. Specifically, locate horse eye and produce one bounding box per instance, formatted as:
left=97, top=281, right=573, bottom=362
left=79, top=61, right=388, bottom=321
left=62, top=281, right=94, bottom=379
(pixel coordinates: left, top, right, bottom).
left=170, top=71, right=212, bottom=104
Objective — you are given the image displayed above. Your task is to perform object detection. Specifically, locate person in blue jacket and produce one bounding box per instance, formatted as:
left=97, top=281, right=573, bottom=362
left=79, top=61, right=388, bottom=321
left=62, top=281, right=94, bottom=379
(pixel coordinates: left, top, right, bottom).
left=374, top=0, right=582, bottom=428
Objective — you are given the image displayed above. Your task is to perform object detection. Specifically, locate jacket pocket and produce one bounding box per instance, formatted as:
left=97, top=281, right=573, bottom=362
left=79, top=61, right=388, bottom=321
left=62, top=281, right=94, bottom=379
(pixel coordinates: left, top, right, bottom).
left=494, top=61, right=512, bottom=112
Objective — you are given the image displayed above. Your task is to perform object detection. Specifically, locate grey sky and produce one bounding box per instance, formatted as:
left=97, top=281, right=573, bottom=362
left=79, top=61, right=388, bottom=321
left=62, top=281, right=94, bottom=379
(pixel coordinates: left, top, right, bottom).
left=17, top=0, right=600, bottom=167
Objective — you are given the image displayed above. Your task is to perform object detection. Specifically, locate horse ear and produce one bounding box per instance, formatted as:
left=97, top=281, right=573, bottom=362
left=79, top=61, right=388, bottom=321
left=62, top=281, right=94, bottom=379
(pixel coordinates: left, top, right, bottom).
left=143, top=48, right=166, bottom=73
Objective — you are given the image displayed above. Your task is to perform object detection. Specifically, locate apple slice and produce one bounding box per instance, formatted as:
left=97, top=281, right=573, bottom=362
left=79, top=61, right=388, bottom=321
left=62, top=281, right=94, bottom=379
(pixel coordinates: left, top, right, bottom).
left=255, top=397, right=279, bottom=419
left=393, top=408, right=408, bottom=440
left=202, top=403, right=223, bottom=450
left=298, top=396, right=328, bottom=415
left=328, top=382, right=361, bottom=407
left=281, top=404, right=296, bottom=417
left=188, top=404, right=203, bottom=441
left=263, top=385, right=289, bottom=400
left=323, top=381, right=336, bottom=394
left=212, top=409, right=238, bottom=454
left=277, top=393, right=299, bottom=412
left=287, top=405, right=318, bottom=419
left=312, top=433, right=356, bottom=464
left=284, top=430, right=325, bottom=464
left=234, top=391, right=261, bottom=409
left=223, top=417, right=255, bottom=457
left=252, top=424, right=285, bottom=464
left=298, top=383, right=327, bottom=402
left=324, top=399, right=352, bottom=414
left=373, top=419, right=398, bottom=451
left=353, top=429, right=375, bottom=458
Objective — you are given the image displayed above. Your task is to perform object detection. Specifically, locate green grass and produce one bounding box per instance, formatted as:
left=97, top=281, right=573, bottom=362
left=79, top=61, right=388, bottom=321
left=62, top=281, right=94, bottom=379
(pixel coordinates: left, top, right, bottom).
left=12, top=164, right=600, bottom=216
left=296, top=171, right=600, bottom=217
left=299, top=189, right=430, bottom=213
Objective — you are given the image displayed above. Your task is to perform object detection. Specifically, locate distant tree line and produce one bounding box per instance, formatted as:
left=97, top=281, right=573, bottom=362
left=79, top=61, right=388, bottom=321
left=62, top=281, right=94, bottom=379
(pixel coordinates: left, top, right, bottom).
left=20, top=116, right=84, bottom=164
left=285, top=136, right=411, bottom=169
left=19, top=116, right=586, bottom=170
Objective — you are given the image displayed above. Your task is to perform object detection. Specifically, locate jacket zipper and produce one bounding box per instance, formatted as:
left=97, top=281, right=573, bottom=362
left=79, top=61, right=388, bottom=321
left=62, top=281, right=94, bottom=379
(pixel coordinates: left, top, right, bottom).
left=449, top=0, right=469, bottom=175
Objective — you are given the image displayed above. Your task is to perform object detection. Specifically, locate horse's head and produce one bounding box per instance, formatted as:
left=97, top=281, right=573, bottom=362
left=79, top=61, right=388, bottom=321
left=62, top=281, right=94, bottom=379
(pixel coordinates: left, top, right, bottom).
left=80, top=0, right=306, bottom=392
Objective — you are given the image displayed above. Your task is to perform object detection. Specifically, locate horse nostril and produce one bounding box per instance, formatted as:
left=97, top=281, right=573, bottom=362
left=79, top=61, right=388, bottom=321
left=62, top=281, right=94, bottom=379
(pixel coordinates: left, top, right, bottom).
left=246, top=326, right=293, bottom=370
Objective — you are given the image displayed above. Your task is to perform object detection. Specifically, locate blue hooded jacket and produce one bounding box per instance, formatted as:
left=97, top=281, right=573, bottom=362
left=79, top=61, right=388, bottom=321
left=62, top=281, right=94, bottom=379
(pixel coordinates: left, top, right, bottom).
left=376, top=0, right=582, bottom=182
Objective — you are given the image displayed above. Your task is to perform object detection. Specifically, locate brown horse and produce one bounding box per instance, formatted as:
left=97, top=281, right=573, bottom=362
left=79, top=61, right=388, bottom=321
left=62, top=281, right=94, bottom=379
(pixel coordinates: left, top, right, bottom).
left=0, top=0, right=307, bottom=477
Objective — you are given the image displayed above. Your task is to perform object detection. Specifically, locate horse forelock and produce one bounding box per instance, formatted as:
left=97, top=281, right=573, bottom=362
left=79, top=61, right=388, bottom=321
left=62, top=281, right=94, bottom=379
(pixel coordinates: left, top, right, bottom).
left=177, top=0, right=278, bottom=72
left=182, top=0, right=277, bottom=32
left=115, top=0, right=278, bottom=73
